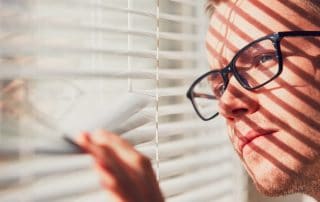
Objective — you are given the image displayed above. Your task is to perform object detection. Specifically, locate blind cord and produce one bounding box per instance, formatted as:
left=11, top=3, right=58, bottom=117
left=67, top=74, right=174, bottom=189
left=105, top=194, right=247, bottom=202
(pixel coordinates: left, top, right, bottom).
left=155, top=0, right=160, bottom=182
left=127, top=0, right=133, bottom=92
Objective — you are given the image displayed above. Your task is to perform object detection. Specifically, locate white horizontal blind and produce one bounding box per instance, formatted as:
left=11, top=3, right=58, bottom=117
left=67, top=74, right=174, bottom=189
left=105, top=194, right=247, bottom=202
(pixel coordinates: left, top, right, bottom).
left=0, top=0, right=244, bottom=201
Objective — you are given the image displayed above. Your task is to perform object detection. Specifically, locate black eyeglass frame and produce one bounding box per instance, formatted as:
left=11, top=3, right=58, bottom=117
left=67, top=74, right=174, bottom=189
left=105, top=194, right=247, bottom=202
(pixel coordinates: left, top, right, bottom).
left=187, top=31, right=320, bottom=121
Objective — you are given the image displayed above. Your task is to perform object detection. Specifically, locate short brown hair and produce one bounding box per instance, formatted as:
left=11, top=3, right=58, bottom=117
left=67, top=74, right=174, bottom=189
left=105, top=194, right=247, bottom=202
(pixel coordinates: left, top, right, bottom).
left=205, top=0, right=219, bottom=17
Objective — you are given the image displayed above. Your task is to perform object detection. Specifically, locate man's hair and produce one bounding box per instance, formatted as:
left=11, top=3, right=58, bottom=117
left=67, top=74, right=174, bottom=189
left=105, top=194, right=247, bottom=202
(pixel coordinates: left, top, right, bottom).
left=205, top=0, right=220, bottom=17
left=205, top=0, right=320, bottom=17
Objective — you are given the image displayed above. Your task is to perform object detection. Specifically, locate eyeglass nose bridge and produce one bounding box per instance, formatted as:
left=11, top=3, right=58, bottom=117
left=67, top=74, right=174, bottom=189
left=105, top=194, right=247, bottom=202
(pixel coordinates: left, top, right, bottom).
left=220, top=65, right=234, bottom=92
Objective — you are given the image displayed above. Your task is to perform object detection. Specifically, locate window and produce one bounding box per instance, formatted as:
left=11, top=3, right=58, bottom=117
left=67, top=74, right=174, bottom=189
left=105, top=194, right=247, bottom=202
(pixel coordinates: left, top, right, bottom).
left=0, top=0, right=245, bottom=201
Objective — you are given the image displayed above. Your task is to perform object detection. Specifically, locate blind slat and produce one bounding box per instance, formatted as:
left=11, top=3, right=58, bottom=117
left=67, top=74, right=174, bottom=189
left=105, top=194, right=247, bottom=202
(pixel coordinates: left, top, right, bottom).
left=99, top=4, right=198, bottom=24
left=123, top=120, right=224, bottom=144
left=0, top=67, right=198, bottom=80
left=156, top=147, right=232, bottom=179
left=169, top=0, right=198, bottom=6
left=160, top=163, right=232, bottom=197
left=0, top=46, right=198, bottom=61
left=1, top=20, right=198, bottom=42
left=1, top=1, right=198, bottom=24
left=147, top=103, right=195, bottom=116
left=0, top=116, right=154, bottom=157
left=0, top=163, right=231, bottom=202
left=134, top=134, right=228, bottom=158
left=0, top=171, right=101, bottom=202
left=0, top=156, right=92, bottom=188
left=135, top=86, right=188, bottom=97
left=167, top=180, right=233, bottom=202
left=0, top=146, right=231, bottom=188
left=53, top=191, right=108, bottom=202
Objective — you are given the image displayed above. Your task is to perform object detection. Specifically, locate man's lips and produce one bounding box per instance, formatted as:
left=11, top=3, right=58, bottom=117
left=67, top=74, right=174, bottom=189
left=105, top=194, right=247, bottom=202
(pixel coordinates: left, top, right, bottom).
left=238, top=130, right=278, bottom=153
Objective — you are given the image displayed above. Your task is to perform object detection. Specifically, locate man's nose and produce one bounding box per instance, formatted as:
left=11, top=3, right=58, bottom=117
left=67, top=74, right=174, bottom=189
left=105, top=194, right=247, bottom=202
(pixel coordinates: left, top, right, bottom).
left=218, top=77, right=259, bottom=121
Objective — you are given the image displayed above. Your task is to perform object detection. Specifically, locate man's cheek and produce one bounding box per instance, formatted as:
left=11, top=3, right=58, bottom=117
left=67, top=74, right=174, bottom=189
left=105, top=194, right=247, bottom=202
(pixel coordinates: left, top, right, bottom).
left=282, top=56, right=316, bottom=86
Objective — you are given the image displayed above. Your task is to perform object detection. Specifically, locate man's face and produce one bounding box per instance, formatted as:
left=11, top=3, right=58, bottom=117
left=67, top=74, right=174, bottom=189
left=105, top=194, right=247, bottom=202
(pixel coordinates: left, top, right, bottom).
left=206, top=0, right=320, bottom=197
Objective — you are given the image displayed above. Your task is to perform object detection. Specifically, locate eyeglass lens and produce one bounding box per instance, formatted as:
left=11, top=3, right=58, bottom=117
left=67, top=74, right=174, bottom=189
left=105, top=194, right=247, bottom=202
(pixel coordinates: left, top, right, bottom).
left=192, top=38, right=279, bottom=119
left=234, top=39, right=279, bottom=88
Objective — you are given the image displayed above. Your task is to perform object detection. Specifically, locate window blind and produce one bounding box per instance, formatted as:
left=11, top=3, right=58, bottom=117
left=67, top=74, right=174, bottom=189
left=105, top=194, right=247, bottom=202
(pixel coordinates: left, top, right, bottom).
left=0, top=0, right=247, bottom=201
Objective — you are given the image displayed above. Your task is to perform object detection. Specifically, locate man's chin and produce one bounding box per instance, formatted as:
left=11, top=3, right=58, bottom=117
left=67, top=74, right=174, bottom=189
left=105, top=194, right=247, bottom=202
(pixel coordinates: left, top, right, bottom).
left=242, top=158, right=300, bottom=197
left=252, top=178, right=298, bottom=197
left=246, top=163, right=305, bottom=197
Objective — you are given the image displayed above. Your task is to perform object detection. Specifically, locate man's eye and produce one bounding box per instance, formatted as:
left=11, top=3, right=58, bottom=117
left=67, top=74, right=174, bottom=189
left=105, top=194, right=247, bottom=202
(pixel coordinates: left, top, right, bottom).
left=253, top=53, right=277, bottom=67
left=211, top=83, right=224, bottom=98
left=259, top=55, right=274, bottom=63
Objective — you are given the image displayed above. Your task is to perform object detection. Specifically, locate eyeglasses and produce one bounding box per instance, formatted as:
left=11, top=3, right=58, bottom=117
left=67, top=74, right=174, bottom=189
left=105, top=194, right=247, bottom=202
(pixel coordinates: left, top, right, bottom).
left=187, top=31, right=320, bottom=121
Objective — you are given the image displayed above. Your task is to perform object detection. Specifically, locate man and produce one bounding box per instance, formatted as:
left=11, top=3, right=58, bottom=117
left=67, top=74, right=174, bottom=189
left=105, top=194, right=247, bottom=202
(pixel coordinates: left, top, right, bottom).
left=77, top=0, right=320, bottom=201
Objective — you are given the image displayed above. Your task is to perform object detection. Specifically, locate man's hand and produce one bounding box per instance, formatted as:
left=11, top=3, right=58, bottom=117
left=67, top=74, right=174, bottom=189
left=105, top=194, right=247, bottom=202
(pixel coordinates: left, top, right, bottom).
left=76, top=130, right=164, bottom=202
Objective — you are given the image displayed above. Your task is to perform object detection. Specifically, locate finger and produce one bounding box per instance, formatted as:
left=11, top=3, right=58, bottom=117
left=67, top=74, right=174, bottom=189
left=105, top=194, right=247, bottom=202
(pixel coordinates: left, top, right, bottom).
left=90, top=131, right=157, bottom=200
left=91, top=130, right=149, bottom=171
left=143, top=166, right=164, bottom=201
left=77, top=132, right=119, bottom=173
left=78, top=133, right=118, bottom=171
left=75, top=132, right=91, bottom=151
left=78, top=131, right=138, bottom=181
left=88, top=134, right=140, bottom=185
left=95, top=160, right=143, bottom=202
left=91, top=130, right=133, bottom=152
left=78, top=131, right=162, bottom=201
left=78, top=134, right=143, bottom=200
left=78, top=130, right=138, bottom=161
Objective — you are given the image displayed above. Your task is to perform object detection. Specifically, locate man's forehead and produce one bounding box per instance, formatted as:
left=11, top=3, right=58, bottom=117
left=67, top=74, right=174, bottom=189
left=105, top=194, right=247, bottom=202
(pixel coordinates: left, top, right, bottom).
left=205, top=0, right=317, bottom=69
left=209, top=0, right=316, bottom=36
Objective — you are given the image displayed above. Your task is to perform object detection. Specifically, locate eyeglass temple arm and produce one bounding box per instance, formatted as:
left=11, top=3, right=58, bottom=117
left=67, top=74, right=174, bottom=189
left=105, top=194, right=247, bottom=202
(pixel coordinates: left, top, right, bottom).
left=192, top=92, right=216, bottom=100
